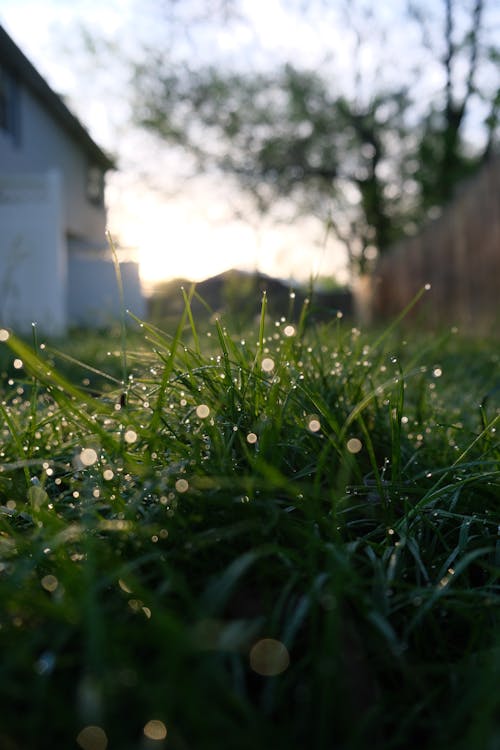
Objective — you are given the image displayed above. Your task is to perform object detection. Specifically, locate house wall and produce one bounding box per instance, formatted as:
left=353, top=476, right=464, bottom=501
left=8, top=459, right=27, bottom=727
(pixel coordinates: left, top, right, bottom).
left=67, top=255, right=146, bottom=328
left=372, top=155, right=500, bottom=335
left=0, top=78, right=106, bottom=246
left=0, top=170, right=67, bottom=334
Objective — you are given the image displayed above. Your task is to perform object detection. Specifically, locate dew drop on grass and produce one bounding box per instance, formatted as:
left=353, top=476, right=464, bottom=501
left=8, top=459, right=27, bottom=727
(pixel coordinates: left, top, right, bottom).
left=0, top=329, right=9, bottom=342
left=196, top=404, right=210, bottom=419
left=283, top=325, right=295, bottom=337
left=41, top=575, right=58, bottom=593
left=246, top=432, right=258, bottom=444
left=124, top=429, right=137, bottom=444
left=118, top=579, right=133, bottom=594
left=103, top=469, right=114, bottom=481
left=307, top=418, right=321, bottom=433
left=80, top=448, right=98, bottom=467
left=175, top=478, right=189, bottom=493
left=143, top=720, right=167, bottom=741
left=13, top=359, right=23, bottom=370
left=249, top=638, right=290, bottom=676
left=261, top=357, right=275, bottom=373
left=76, top=725, right=108, bottom=750
left=346, top=438, right=362, bottom=454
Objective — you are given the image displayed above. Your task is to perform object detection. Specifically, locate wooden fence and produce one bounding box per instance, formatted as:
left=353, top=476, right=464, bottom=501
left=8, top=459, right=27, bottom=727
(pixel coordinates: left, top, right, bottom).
left=372, top=154, right=500, bottom=335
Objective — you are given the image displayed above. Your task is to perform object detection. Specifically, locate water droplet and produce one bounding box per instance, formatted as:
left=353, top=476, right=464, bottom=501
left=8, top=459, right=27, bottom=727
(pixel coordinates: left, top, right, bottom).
left=249, top=638, right=290, bottom=676
left=80, top=448, right=98, bottom=467
left=261, top=357, right=275, bottom=373
left=124, top=429, right=137, bottom=444
left=307, top=418, right=321, bottom=433
left=246, top=432, right=258, bottom=444
left=41, top=575, right=58, bottom=593
left=283, top=325, right=295, bottom=337
left=196, top=404, right=210, bottom=419
left=76, top=725, right=108, bottom=750
left=346, top=438, right=362, bottom=454
left=0, top=329, right=9, bottom=342
left=175, top=478, right=189, bottom=493
left=143, top=720, right=167, bottom=741
left=13, top=358, right=23, bottom=370
left=103, top=469, right=114, bottom=481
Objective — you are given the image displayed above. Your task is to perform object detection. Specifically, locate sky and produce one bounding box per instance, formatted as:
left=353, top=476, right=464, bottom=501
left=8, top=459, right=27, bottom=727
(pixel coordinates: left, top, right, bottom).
left=0, top=0, right=353, bottom=288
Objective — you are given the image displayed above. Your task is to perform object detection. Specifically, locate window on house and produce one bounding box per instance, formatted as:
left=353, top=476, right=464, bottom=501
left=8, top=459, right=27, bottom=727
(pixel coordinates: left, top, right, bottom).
left=87, top=165, right=105, bottom=206
left=0, top=65, right=20, bottom=143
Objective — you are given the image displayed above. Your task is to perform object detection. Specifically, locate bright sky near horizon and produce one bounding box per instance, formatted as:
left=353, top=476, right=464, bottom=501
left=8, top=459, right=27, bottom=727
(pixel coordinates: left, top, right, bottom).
left=0, top=0, right=353, bottom=287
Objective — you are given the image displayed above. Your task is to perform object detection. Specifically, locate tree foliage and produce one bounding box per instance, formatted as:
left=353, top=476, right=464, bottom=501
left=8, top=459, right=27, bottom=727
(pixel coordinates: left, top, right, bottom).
left=133, top=0, right=500, bottom=276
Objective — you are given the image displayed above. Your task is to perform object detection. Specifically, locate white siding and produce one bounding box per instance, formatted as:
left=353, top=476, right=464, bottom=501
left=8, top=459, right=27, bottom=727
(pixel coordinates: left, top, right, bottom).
left=0, top=82, right=106, bottom=245
left=0, top=38, right=146, bottom=335
left=0, top=170, right=66, bottom=334
left=68, top=255, right=146, bottom=327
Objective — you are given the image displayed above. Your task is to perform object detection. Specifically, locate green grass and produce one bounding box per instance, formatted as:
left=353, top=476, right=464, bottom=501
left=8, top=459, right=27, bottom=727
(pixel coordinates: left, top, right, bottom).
left=0, top=294, right=498, bottom=750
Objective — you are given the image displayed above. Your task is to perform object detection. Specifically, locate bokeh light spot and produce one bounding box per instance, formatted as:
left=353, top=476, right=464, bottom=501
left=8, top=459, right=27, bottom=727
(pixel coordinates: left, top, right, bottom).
left=261, top=357, right=275, bottom=373
left=143, top=719, right=167, bottom=740
left=124, top=429, right=137, bottom=444
left=41, top=575, right=58, bottom=593
left=347, top=438, right=363, bottom=454
left=175, top=478, right=189, bottom=493
left=80, top=448, right=98, bottom=467
left=307, top=418, right=321, bottom=433
left=76, top=725, right=108, bottom=750
left=249, top=638, right=290, bottom=676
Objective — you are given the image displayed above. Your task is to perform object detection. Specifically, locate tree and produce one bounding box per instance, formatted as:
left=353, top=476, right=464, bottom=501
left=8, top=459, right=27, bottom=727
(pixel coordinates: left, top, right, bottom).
left=410, top=0, right=500, bottom=210
left=131, top=0, right=500, bottom=277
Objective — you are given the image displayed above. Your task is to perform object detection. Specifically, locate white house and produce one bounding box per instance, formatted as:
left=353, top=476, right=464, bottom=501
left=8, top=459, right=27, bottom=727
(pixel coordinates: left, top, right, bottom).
left=0, top=25, right=145, bottom=335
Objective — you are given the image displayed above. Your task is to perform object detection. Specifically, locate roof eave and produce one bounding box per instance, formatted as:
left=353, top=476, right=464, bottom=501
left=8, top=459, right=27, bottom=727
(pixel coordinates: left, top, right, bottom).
left=0, top=25, right=116, bottom=171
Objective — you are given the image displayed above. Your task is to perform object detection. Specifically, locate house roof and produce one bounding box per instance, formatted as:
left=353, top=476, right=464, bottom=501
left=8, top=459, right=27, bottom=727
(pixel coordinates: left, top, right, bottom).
left=0, top=25, right=115, bottom=171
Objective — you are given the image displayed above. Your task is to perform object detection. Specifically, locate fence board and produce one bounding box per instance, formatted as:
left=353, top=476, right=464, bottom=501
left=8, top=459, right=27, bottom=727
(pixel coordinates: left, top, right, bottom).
left=373, top=155, right=500, bottom=334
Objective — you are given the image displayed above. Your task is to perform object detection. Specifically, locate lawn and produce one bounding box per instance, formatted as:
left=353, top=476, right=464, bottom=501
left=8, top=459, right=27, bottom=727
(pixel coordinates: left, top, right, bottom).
left=0, top=290, right=498, bottom=750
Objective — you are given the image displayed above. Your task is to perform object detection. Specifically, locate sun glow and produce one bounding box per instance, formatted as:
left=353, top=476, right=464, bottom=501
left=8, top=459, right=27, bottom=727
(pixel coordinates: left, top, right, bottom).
left=107, top=185, right=348, bottom=289
left=137, top=214, right=259, bottom=285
